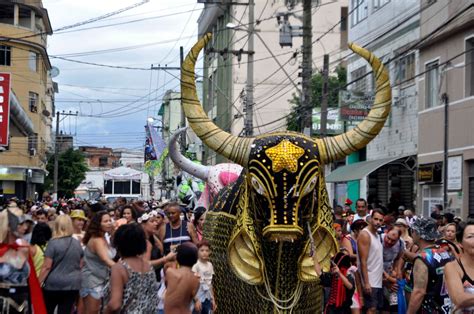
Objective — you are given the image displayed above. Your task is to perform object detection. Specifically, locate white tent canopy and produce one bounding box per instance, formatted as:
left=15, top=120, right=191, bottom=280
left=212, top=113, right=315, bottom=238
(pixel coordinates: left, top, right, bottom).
left=103, top=166, right=142, bottom=180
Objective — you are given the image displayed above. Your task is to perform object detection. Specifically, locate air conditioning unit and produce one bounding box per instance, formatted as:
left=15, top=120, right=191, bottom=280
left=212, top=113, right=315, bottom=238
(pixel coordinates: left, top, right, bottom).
left=29, top=148, right=36, bottom=157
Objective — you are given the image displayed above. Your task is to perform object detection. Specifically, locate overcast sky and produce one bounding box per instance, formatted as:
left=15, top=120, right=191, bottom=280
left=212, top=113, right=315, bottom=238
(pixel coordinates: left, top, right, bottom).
left=43, top=0, right=202, bottom=150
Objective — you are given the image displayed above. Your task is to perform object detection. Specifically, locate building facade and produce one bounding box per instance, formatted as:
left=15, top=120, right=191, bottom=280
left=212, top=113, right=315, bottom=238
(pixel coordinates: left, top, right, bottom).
left=197, top=0, right=347, bottom=165
left=0, top=0, right=56, bottom=200
left=327, top=0, right=420, bottom=211
left=416, top=0, right=474, bottom=219
left=78, top=146, right=120, bottom=171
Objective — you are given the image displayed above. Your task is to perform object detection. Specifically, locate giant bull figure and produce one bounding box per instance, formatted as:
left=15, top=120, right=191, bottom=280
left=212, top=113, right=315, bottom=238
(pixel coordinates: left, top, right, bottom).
left=181, top=34, right=391, bottom=313
left=168, top=128, right=243, bottom=209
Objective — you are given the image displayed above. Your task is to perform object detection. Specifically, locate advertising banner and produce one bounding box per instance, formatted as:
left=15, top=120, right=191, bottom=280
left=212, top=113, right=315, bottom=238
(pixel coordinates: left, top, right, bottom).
left=0, top=73, right=11, bottom=146
left=339, top=90, right=373, bottom=122
left=312, top=107, right=343, bottom=135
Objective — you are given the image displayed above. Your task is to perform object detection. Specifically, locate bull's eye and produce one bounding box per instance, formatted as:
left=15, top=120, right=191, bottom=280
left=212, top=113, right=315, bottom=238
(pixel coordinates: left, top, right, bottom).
left=251, top=176, right=266, bottom=196
left=302, top=176, right=318, bottom=197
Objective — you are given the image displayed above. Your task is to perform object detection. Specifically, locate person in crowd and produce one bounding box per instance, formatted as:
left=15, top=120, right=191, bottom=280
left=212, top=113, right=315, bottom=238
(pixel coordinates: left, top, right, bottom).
left=105, top=224, right=159, bottom=313
left=344, top=210, right=356, bottom=233
left=29, top=222, right=52, bottom=276
left=192, top=239, right=216, bottom=314
left=381, top=226, right=405, bottom=313
left=35, top=209, right=49, bottom=224
left=394, top=218, right=413, bottom=250
left=164, top=242, right=200, bottom=314
left=80, top=211, right=116, bottom=313
left=70, top=209, right=87, bottom=245
left=354, top=198, right=370, bottom=223
left=139, top=210, right=175, bottom=281
left=358, top=209, right=385, bottom=313
left=440, top=222, right=462, bottom=257
left=156, top=209, right=166, bottom=233
left=403, top=209, right=417, bottom=227
left=334, top=205, right=345, bottom=224
left=39, top=215, right=83, bottom=314
left=444, top=221, right=474, bottom=312
left=193, top=207, right=206, bottom=242
left=0, top=205, right=46, bottom=313
left=21, top=215, right=34, bottom=243
left=120, top=205, right=138, bottom=224
left=314, top=251, right=355, bottom=313
left=432, top=204, right=443, bottom=215
left=344, top=198, right=353, bottom=213
left=341, top=219, right=368, bottom=258
left=159, top=202, right=198, bottom=255
left=407, top=218, right=454, bottom=314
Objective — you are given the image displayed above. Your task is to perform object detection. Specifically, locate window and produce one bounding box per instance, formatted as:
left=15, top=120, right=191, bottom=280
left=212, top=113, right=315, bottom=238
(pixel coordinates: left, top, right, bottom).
left=114, top=181, right=131, bottom=194
left=351, top=0, right=368, bottom=26
left=28, top=52, right=38, bottom=72
left=0, top=46, right=11, bottom=66
left=18, top=7, right=32, bottom=29
left=104, top=180, right=112, bottom=194
left=99, top=156, right=108, bottom=167
left=351, top=66, right=367, bottom=92
left=425, top=61, right=439, bottom=108
left=396, top=53, right=415, bottom=84
left=28, top=133, right=38, bottom=155
left=0, top=5, right=14, bottom=25
left=466, top=38, right=474, bottom=96
left=373, top=0, right=390, bottom=10
left=29, top=92, right=38, bottom=112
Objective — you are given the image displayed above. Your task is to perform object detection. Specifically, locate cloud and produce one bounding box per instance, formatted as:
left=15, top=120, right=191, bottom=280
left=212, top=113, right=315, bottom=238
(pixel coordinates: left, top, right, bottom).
left=44, top=0, right=201, bottom=148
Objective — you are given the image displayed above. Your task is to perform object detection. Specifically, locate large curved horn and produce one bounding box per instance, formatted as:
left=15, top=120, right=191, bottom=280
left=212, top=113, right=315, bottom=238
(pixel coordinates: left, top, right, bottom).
left=317, top=43, right=391, bottom=164
left=169, top=128, right=209, bottom=181
left=181, top=33, right=254, bottom=166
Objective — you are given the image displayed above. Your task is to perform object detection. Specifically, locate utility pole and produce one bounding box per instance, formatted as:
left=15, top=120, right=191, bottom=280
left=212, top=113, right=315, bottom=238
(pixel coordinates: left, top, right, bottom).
left=53, top=111, right=78, bottom=200
left=320, top=54, right=329, bottom=137
left=442, top=92, right=449, bottom=210
left=53, top=111, right=60, bottom=201
left=245, top=0, right=255, bottom=136
left=301, top=0, right=313, bottom=136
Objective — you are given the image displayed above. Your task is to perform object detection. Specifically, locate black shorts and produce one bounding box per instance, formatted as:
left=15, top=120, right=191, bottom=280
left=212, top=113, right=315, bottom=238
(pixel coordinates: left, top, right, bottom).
left=363, top=287, right=383, bottom=310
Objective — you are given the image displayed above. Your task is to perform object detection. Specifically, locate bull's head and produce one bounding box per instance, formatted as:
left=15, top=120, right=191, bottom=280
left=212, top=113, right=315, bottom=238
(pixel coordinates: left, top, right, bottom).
left=181, top=34, right=391, bottom=282
left=169, top=128, right=243, bottom=209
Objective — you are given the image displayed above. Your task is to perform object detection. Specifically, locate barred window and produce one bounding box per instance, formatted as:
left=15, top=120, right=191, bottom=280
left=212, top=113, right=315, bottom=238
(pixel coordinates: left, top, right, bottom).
left=29, top=92, right=38, bottom=113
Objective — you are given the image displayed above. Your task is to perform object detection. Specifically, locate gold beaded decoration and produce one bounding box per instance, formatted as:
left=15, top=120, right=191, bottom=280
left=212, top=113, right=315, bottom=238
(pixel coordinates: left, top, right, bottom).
left=265, top=139, right=305, bottom=173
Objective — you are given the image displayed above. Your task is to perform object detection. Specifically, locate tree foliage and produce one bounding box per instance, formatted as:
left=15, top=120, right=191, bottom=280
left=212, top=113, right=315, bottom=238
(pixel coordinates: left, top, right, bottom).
left=44, top=148, right=88, bottom=198
left=287, top=66, right=347, bottom=132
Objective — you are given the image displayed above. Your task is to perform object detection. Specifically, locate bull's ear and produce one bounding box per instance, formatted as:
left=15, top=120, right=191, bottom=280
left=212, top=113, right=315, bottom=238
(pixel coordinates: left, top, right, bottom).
left=227, top=181, right=264, bottom=285
left=228, top=225, right=264, bottom=284
left=298, top=225, right=338, bottom=281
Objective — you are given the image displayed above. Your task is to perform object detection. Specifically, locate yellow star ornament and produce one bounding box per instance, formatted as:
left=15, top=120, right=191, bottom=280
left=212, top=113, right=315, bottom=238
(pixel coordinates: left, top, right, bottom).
left=265, top=139, right=305, bottom=173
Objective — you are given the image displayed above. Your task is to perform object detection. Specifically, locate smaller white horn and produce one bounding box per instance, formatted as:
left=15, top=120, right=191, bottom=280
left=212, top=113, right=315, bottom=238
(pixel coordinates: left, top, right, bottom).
left=168, top=127, right=209, bottom=181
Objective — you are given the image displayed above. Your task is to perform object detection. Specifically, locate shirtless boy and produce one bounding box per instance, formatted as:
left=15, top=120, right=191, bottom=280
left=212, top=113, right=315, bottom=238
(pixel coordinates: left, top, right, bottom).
left=164, top=242, right=200, bottom=314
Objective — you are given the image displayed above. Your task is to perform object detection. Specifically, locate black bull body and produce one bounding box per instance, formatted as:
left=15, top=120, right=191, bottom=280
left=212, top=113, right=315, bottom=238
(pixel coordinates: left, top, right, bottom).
left=180, top=34, right=391, bottom=313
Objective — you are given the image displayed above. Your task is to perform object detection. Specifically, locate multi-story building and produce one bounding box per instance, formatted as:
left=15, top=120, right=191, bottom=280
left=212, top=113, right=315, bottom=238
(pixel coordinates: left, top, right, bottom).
left=326, top=0, right=420, bottom=211
left=78, top=146, right=120, bottom=171
left=197, top=0, right=347, bottom=164
left=0, top=0, right=56, bottom=200
left=416, top=1, right=474, bottom=219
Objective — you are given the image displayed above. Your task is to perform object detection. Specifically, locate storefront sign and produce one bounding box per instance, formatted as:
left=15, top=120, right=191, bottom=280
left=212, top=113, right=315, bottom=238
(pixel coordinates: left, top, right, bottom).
left=339, top=90, right=373, bottom=122
left=418, top=162, right=442, bottom=183
left=312, top=107, right=343, bottom=135
left=448, top=155, right=462, bottom=190
left=0, top=73, right=11, bottom=146
left=0, top=168, right=25, bottom=181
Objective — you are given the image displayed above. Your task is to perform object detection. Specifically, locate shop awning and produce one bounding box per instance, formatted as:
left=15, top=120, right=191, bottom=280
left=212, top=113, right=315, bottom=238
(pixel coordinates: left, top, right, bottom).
left=326, top=156, right=407, bottom=183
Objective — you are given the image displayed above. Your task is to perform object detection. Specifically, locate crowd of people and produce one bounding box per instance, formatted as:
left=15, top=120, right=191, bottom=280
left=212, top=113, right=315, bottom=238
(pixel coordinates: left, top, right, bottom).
left=0, top=195, right=473, bottom=313
left=326, top=198, right=474, bottom=313
left=0, top=196, right=215, bottom=314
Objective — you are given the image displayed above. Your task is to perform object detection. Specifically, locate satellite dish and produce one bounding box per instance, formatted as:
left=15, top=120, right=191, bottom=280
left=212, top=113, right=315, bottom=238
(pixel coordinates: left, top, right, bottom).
left=42, top=109, right=50, bottom=117
left=50, top=66, right=60, bottom=78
